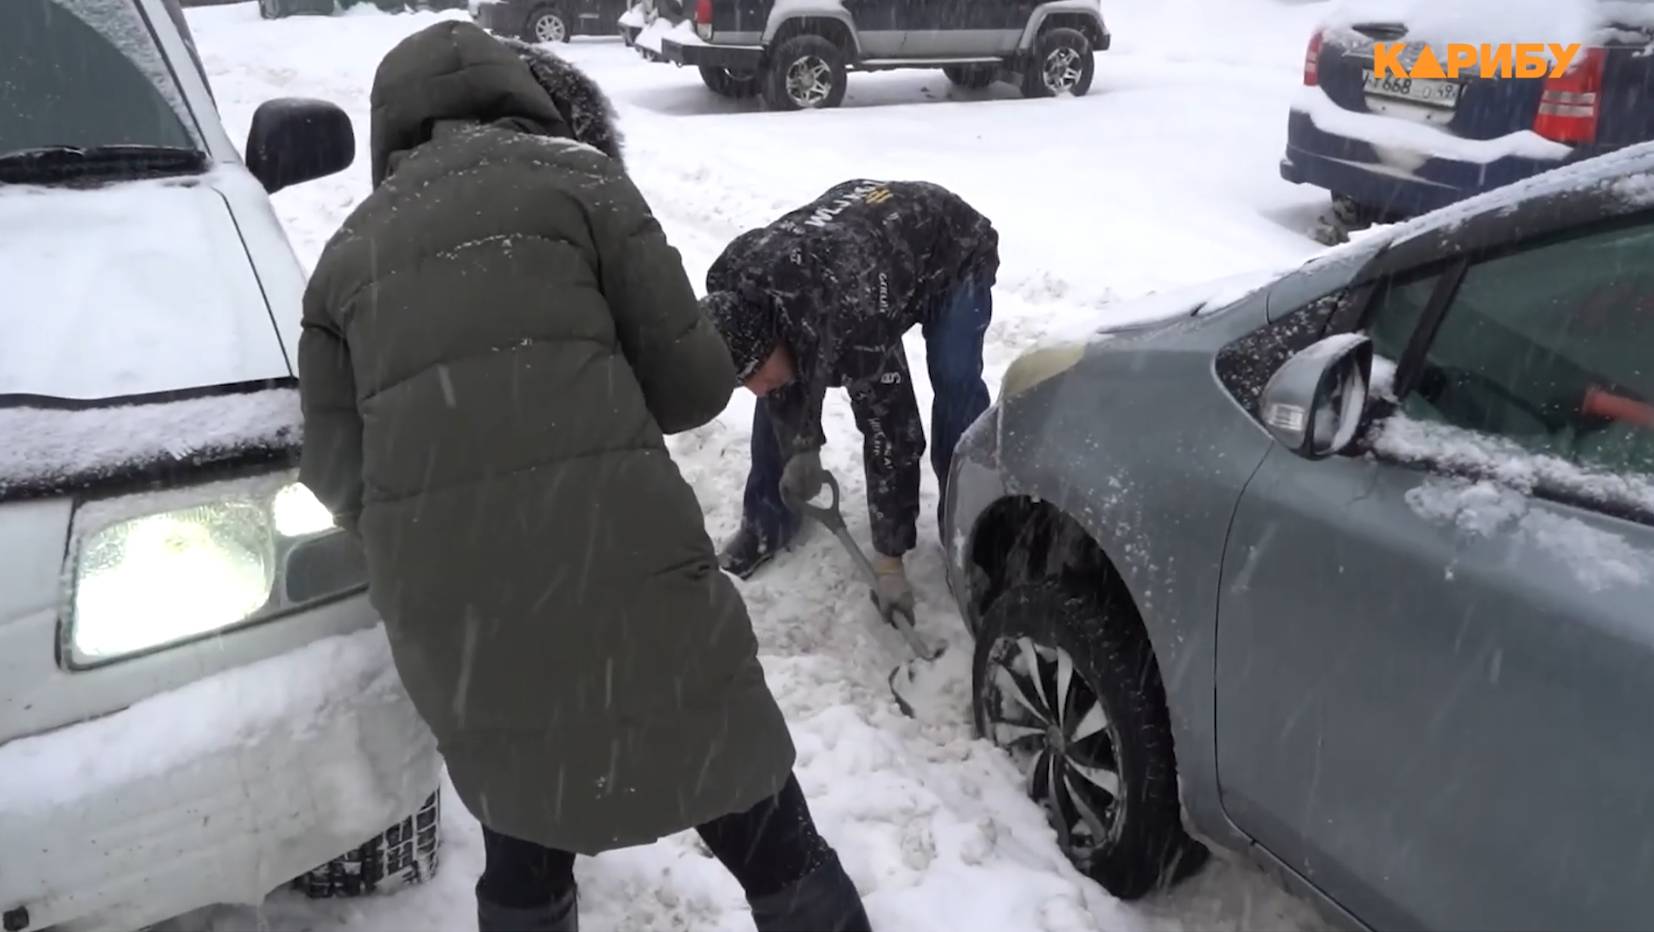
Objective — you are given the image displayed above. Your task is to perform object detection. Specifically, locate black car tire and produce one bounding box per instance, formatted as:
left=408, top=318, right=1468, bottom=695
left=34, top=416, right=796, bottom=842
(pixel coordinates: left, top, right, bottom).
left=762, top=35, right=848, bottom=111
left=944, top=64, right=996, bottom=90
left=700, top=65, right=761, bottom=98
left=1021, top=27, right=1095, bottom=98
left=972, top=581, right=1207, bottom=900
left=523, top=6, right=572, bottom=43
left=291, top=790, right=442, bottom=898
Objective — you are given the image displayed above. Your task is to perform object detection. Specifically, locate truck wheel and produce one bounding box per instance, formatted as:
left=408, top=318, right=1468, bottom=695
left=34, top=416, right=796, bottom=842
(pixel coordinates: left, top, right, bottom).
left=944, top=64, right=996, bottom=90
left=291, top=791, right=442, bottom=898
left=762, top=35, right=848, bottom=110
left=523, top=6, right=571, bottom=43
left=973, top=582, right=1207, bottom=899
left=1021, top=27, right=1095, bottom=98
left=700, top=65, right=761, bottom=99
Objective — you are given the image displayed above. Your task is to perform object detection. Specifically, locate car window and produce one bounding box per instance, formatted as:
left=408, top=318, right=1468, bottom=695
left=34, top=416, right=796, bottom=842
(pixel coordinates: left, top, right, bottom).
left=0, top=0, right=200, bottom=156
left=1363, top=272, right=1441, bottom=365
left=1396, top=218, right=1654, bottom=480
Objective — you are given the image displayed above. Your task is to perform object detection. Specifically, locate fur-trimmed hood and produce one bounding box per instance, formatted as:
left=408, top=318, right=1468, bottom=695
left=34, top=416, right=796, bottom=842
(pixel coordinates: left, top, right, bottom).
left=496, top=36, right=624, bottom=168
left=368, top=21, right=623, bottom=185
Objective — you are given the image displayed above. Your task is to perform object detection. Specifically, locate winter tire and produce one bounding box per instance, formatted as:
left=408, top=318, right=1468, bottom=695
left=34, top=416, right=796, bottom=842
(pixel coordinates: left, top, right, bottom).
left=972, top=582, right=1207, bottom=900
left=523, top=6, right=572, bottom=43
left=944, top=64, right=996, bottom=90
left=1021, top=27, right=1095, bottom=98
left=291, top=790, right=442, bottom=899
left=700, top=65, right=761, bottom=99
left=762, top=35, right=848, bottom=111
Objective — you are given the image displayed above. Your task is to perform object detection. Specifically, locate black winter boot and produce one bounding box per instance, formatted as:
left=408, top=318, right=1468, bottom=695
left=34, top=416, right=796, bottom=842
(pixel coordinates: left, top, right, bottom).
left=719, top=525, right=787, bottom=580
left=747, top=851, right=872, bottom=932
left=477, top=888, right=578, bottom=932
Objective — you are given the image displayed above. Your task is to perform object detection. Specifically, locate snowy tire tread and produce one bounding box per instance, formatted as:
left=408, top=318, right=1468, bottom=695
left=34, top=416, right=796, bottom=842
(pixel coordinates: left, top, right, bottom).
left=973, top=582, right=1207, bottom=900
left=292, top=791, right=441, bottom=899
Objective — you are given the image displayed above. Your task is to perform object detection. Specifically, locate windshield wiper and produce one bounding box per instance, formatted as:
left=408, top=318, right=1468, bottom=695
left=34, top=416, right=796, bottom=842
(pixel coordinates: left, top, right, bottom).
left=0, top=145, right=209, bottom=185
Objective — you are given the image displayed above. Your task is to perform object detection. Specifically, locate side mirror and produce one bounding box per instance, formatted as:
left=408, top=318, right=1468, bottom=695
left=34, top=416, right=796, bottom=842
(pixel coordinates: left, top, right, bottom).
left=1260, top=333, right=1374, bottom=459
left=245, top=98, right=354, bottom=195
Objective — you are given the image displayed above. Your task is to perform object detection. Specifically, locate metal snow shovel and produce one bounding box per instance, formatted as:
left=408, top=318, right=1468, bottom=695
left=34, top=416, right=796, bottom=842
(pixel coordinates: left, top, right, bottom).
left=782, top=471, right=945, bottom=665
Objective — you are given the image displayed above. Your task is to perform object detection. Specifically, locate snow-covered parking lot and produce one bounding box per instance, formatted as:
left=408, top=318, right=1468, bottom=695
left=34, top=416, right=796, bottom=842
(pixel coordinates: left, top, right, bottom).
left=177, top=2, right=1335, bottom=929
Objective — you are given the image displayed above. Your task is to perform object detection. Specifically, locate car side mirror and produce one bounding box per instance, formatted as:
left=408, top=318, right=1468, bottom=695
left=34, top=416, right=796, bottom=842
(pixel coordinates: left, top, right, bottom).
left=245, top=98, right=354, bottom=195
left=1260, top=333, right=1374, bottom=459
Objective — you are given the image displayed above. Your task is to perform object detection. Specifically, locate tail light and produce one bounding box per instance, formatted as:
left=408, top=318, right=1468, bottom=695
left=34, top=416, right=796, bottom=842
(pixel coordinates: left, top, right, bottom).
left=1304, top=30, right=1325, bottom=86
left=1534, top=47, right=1607, bottom=144
left=694, top=0, right=712, bottom=38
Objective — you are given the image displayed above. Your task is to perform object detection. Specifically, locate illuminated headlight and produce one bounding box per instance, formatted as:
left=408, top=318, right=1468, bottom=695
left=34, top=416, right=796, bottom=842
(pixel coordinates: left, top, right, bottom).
left=66, top=475, right=359, bottom=667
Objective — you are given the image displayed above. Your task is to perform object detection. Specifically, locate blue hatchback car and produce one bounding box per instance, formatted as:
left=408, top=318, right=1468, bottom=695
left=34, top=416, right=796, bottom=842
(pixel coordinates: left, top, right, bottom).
left=1282, top=4, right=1654, bottom=222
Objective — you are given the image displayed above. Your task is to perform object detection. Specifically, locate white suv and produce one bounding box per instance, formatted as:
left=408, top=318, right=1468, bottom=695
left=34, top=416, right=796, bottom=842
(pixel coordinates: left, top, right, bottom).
left=0, top=2, right=442, bottom=931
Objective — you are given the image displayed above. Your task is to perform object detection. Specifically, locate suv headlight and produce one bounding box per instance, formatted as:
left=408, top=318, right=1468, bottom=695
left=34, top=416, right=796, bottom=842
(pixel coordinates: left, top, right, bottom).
left=65, top=471, right=364, bottom=668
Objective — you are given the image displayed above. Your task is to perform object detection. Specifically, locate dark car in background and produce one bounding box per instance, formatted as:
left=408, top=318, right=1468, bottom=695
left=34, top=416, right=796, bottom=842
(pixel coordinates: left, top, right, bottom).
left=469, top=0, right=633, bottom=42
left=1283, top=2, right=1654, bottom=234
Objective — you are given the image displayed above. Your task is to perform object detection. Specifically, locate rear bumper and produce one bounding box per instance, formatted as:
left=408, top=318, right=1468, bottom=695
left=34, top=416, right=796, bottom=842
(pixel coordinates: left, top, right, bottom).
left=1280, top=109, right=1573, bottom=217
left=0, top=628, right=439, bottom=932
left=662, top=38, right=763, bottom=69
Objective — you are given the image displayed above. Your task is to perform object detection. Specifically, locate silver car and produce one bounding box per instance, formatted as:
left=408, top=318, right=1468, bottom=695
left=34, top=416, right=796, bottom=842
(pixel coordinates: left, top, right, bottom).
left=0, top=3, right=441, bottom=931
left=944, top=143, right=1654, bottom=929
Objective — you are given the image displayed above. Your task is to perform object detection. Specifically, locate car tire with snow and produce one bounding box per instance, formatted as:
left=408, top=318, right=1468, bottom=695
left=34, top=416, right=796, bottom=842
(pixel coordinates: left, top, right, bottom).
left=761, top=35, right=848, bottom=111
left=700, top=65, right=761, bottom=99
left=291, top=790, right=442, bottom=899
left=944, top=64, right=997, bottom=90
left=1020, top=27, right=1095, bottom=99
left=523, top=6, right=572, bottom=43
left=972, top=581, right=1207, bottom=900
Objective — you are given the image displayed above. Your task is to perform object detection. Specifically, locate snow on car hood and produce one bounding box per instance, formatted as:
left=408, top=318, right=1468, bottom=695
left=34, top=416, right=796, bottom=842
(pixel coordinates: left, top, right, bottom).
left=1038, top=267, right=1282, bottom=348
left=0, top=173, right=291, bottom=401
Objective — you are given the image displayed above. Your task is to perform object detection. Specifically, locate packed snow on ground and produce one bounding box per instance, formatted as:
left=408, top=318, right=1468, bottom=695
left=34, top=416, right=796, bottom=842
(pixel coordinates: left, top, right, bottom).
left=168, top=1, right=1340, bottom=930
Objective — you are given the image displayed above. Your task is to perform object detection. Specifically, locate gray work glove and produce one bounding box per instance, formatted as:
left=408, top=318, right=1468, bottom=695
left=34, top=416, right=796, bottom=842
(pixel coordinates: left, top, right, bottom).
left=780, top=450, right=826, bottom=504
left=872, top=554, right=915, bottom=616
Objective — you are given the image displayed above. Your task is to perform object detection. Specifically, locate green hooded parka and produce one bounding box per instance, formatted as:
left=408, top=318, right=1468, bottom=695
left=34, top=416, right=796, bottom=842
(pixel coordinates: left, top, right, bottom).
left=296, top=21, right=795, bottom=855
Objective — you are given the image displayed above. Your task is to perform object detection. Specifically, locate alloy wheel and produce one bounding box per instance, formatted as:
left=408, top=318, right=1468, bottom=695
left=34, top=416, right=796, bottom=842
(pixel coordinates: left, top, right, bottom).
left=984, top=635, right=1125, bottom=864
left=532, top=11, right=567, bottom=42
left=785, top=56, right=834, bottom=107
left=1042, top=47, right=1084, bottom=94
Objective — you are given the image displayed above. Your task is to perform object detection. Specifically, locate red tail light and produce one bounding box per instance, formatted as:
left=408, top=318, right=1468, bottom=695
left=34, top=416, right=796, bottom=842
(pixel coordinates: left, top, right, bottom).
left=1303, top=30, right=1324, bottom=86
left=1534, top=47, right=1606, bottom=144
left=695, top=0, right=712, bottom=25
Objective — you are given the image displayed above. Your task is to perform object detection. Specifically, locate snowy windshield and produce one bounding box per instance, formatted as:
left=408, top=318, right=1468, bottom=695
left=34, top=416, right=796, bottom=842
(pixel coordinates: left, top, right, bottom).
left=0, top=0, right=198, bottom=157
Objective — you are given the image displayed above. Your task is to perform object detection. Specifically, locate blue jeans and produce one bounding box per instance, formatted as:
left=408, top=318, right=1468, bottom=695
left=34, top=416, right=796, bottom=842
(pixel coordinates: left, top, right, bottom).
left=741, top=274, right=993, bottom=551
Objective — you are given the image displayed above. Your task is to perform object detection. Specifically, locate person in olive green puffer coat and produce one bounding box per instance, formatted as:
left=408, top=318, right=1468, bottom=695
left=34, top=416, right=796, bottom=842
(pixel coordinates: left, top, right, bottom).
left=297, top=21, right=870, bottom=932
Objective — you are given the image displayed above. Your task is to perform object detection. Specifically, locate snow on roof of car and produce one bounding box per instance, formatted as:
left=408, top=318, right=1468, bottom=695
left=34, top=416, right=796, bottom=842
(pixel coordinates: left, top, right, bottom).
left=0, top=386, right=302, bottom=502
left=1321, top=0, right=1629, bottom=45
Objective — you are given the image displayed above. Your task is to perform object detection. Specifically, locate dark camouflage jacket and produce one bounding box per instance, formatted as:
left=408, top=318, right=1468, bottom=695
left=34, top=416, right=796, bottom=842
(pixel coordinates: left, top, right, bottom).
left=708, top=179, right=997, bottom=554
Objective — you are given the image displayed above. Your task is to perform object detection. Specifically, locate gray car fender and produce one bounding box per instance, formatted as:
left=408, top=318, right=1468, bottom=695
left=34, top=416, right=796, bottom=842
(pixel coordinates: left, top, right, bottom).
left=763, top=0, right=863, bottom=56
left=1016, top=0, right=1107, bottom=52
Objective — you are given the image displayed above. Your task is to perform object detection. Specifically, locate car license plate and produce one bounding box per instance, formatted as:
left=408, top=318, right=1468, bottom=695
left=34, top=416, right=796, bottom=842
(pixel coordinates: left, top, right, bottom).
left=1361, top=69, right=1463, bottom=109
